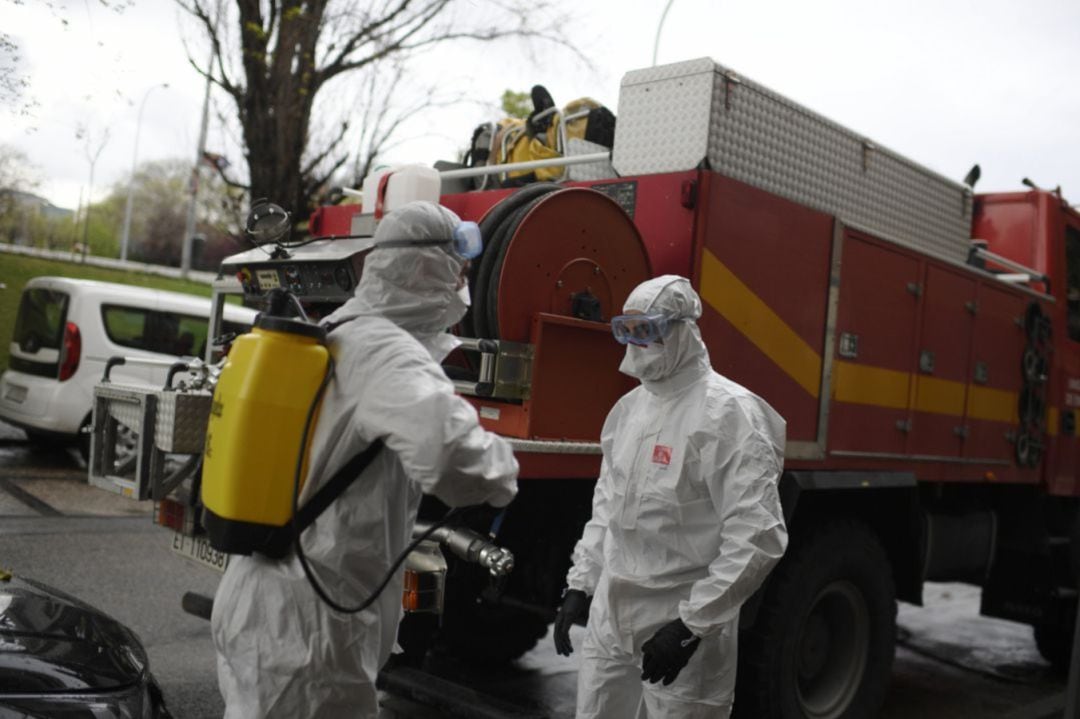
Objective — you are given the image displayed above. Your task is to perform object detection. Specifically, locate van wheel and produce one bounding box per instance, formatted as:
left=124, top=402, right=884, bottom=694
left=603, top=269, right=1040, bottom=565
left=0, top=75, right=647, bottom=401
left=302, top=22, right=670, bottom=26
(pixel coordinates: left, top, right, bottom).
left=79, top=417, right=139, bottom=469
left=735, top=520, right=896, bottom=719
left=24, top=430, right=62, bottom=447
left=78, top=419, right=93, bottom=463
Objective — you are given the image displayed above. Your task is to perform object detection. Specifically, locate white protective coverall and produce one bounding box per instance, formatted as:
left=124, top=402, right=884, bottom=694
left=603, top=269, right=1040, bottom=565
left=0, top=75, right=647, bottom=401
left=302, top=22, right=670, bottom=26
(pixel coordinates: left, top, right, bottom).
left=211, top=201, right=519, bottom=718
left=565, top=275, right=787, bottom=718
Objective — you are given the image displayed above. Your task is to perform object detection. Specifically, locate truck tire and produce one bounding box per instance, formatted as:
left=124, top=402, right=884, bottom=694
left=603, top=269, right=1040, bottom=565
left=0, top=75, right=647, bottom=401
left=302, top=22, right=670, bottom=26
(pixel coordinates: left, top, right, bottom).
left=735, top=520, right=896, bottom=719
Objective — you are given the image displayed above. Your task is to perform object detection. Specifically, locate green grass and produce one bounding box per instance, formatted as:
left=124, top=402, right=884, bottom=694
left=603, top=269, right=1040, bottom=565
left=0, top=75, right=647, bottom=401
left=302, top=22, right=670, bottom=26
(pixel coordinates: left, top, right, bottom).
left=0, top=254, right=214, bottom=373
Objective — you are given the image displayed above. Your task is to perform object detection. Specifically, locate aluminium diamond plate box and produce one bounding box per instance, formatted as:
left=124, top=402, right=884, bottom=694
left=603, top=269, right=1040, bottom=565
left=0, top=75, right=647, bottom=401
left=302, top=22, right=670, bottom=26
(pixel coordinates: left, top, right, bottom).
left=155, top=389, right=212, bottom=454
left=612, top=57, right=973, bottom=263
left=89, top=383, right=211, bottom=501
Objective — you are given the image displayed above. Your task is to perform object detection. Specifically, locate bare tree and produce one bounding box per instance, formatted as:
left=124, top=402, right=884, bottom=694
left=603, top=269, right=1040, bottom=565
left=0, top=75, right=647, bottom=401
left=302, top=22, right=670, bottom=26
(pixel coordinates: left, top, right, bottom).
left=178, top=0, right=579, bottom=218
left=347, top=59, right=468, bottom=188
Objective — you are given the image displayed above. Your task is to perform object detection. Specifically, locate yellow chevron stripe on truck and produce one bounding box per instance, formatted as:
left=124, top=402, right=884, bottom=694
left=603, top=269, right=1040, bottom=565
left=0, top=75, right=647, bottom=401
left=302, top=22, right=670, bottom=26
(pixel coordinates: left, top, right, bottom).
left=699, top=250, right=823, bottom=397
left=698, top=249, right=1040, bottom=430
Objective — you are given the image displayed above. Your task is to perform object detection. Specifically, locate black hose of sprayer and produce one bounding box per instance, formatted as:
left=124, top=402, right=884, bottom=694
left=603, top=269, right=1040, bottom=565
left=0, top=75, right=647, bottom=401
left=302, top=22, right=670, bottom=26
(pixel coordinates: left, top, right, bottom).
left=289, top=352, right=471, bottom=614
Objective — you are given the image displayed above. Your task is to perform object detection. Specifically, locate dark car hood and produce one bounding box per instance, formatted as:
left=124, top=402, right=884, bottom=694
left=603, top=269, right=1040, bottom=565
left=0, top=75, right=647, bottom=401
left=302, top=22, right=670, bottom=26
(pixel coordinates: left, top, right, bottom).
left=0, top=575, right=148, bottom=693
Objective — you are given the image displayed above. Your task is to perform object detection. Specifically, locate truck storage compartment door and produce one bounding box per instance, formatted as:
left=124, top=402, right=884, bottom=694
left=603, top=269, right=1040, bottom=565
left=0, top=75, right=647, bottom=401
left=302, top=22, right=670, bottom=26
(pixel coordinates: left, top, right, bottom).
left=965, top=284, right=1027, bottom=470
left=829, top=233, right=921, bottom=456
left=1051, top=224, right=1080, bottom=496
left=694, top=173, right=832, bottom=448
left=909, top=266, right=977, bottom=460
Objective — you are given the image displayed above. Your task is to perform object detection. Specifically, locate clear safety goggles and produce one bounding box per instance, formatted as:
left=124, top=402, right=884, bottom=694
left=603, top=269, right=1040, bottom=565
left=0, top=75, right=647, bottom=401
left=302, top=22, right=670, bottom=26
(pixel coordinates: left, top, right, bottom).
left=611, top=313, right=678, bottom=346
left=375, top=221, right=483, bottom=260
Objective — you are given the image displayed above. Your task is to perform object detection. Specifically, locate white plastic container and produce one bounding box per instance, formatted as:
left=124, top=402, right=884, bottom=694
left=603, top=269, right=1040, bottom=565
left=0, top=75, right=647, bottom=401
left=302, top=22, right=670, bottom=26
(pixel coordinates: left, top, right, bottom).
left=361, top=164, right=441, bottom=215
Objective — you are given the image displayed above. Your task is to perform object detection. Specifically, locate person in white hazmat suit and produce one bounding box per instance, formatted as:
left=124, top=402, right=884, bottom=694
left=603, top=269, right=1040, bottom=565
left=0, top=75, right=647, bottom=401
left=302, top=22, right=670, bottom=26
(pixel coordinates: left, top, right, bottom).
left=552, top=275, right=787, bottom=718
left=211, top=201, right=519, bottom=718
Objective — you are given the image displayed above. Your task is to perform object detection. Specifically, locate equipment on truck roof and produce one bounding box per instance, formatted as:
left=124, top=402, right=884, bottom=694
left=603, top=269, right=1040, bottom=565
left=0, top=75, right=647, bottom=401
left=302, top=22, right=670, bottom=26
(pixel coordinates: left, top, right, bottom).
left=463, top=85, right=616, bottom=190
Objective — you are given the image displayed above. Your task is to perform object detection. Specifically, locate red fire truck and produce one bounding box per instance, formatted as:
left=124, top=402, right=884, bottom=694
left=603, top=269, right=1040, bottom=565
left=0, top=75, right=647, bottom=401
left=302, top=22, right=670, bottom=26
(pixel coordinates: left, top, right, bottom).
left=93, top=57, right=1078, bottom=718
left=416, top=58, right=1077, bottom=718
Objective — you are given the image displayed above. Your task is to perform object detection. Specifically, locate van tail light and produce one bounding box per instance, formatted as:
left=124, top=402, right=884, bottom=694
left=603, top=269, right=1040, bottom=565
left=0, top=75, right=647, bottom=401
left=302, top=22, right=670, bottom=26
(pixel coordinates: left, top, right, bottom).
left=58, top=322, right=81, bottom=382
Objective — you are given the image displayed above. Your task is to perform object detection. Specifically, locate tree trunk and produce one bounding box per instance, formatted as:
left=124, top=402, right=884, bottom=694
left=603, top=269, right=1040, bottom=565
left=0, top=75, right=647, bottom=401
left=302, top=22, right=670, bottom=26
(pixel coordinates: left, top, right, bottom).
left=234, top=0, right=323, bottom=220
left=187, top=0, right=572, bottom=224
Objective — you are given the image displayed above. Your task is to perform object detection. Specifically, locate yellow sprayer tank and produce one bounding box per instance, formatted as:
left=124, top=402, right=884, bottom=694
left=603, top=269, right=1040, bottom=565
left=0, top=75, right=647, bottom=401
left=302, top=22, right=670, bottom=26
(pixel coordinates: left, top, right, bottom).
left=202, top=315, right=328, bottom=555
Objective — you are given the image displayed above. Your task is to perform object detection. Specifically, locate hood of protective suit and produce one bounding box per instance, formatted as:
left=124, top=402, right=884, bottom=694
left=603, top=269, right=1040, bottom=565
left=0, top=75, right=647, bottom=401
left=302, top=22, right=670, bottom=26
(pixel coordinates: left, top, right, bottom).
left=618, top=275, right=711, bottom=392
left=322, top=201, right=467, bottom=352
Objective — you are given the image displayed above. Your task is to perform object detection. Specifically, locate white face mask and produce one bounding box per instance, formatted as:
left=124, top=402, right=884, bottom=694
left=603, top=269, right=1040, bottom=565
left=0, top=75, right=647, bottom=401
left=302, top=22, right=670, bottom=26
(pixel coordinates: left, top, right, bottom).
left=441, top=282, right=470, bottom=329
left=619, top=341, right=672, bottom=381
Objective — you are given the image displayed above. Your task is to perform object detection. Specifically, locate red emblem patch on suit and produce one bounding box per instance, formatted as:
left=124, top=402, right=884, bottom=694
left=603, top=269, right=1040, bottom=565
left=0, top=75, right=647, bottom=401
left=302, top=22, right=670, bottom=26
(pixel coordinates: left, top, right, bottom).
left=652, top=445, right=672, bottom=465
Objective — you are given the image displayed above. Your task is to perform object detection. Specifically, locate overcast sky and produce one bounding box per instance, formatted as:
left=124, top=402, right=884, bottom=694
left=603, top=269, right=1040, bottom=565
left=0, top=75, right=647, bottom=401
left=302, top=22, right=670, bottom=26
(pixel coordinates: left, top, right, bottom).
left=2, top=0, right=1078, bottom=213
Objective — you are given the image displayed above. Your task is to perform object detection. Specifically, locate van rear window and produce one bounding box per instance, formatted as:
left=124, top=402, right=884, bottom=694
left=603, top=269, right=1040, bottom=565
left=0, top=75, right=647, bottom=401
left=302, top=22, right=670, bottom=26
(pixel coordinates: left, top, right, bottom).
left=9, top=288, right=69, bottom=377
left=14, top=288, right=68, bottom=351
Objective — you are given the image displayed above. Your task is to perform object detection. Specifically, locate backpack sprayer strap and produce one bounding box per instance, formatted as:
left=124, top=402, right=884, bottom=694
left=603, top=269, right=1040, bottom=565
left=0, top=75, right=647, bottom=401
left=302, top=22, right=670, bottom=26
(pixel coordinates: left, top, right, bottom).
left=260, top=438, right=385, bottom=559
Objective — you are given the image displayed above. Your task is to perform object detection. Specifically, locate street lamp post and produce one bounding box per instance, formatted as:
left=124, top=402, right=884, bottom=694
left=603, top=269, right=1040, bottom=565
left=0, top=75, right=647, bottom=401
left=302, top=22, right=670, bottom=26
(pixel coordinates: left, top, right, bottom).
left=652, top=0, right=676, bottom=66
left=119, top=83, right=168, bottom=263
left=181, top=0, right=224, bottom=279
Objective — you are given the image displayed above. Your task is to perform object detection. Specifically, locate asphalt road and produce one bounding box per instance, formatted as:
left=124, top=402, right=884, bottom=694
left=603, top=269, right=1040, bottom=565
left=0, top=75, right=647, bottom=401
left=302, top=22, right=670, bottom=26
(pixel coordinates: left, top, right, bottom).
left=0, top=419, right=1067, bottom=718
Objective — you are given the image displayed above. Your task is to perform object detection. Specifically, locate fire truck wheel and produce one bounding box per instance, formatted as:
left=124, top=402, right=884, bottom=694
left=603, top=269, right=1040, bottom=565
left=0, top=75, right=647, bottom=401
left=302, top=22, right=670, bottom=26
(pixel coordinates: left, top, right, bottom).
left=735, top=520, right=896, bottom=719
left=1033, top=619, right=1074, bottom=674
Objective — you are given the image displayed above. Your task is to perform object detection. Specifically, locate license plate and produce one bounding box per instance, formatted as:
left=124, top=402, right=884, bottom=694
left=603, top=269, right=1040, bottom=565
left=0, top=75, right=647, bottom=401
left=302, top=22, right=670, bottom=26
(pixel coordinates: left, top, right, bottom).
left=171, top=532, right=229, bottom=572
left=3, top=383, right=27, bottom=404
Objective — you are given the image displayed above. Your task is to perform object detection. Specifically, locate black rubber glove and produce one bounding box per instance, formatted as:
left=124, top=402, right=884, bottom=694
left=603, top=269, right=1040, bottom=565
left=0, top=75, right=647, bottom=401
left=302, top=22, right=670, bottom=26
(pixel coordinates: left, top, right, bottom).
left=553, top=589, right=590, bottom=656
left=641, top=618, right=701, bottom=685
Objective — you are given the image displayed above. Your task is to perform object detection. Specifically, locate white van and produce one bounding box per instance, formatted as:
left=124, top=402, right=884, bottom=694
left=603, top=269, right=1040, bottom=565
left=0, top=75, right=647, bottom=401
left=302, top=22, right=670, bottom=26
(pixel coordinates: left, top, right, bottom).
left=0, top=277, right=256, bottom=455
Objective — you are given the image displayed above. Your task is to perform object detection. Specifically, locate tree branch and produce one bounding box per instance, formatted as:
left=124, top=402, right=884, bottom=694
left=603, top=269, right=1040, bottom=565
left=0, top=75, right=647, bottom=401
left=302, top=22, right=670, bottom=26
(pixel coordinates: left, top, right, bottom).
left=306, top=152, right=349, bottom=197
left=302, top=120, right=350, bottom=176
left=206, top=159, right=251, bottom=191
left=176, top=0, right=238, bottom=94
left=318, top=0, right=418, bottom=75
